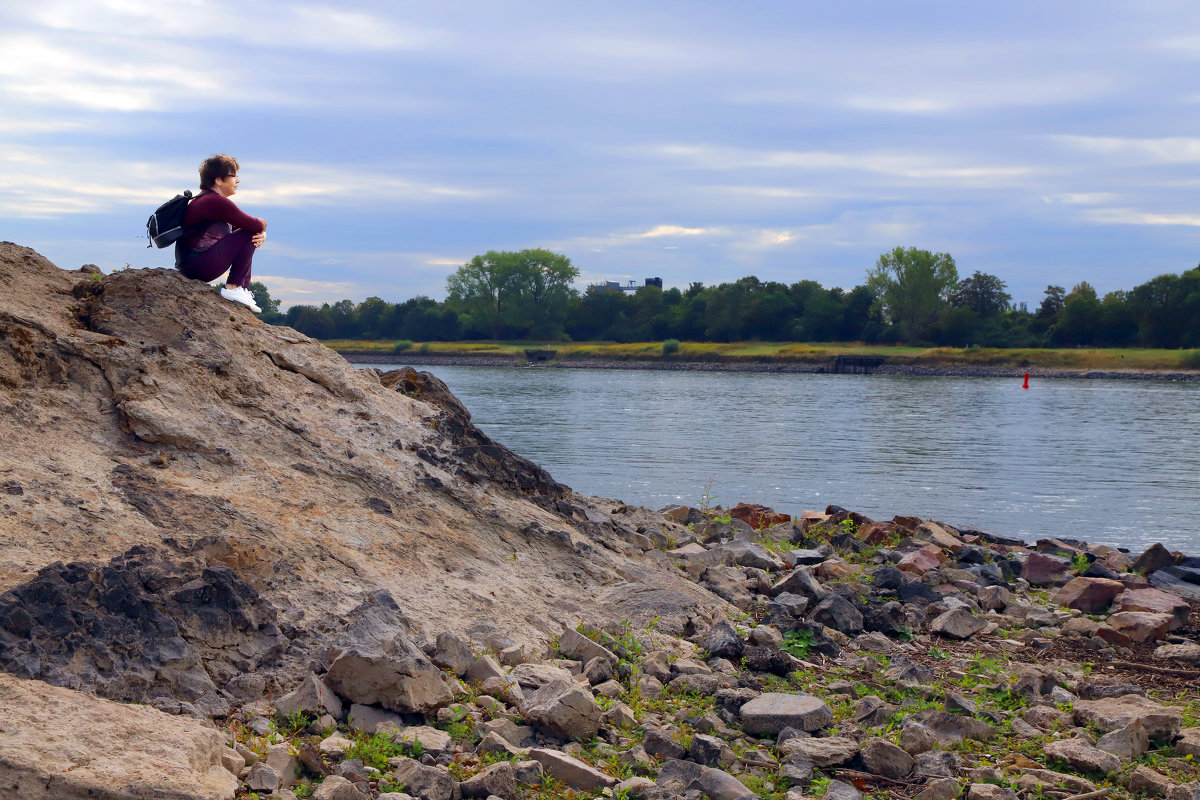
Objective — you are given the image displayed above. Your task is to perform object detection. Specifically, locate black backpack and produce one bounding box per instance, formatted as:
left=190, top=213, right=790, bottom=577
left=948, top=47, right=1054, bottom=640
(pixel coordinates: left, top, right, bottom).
left=146, top=190, right=197, bottom=248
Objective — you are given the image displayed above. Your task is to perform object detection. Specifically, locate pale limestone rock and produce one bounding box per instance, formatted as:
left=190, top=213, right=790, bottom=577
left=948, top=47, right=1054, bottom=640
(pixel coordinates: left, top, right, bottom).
left=528, top=748, right=616, bottom=790
left=0, top=673, right=236, bottom=800
left=1074, top=695, right=1182, bottom=741
left=519, top=681, right=604, bottom=740
left=739, top=692, right=832, bottom=735
left=1044, top=737, right=1122, bottom=774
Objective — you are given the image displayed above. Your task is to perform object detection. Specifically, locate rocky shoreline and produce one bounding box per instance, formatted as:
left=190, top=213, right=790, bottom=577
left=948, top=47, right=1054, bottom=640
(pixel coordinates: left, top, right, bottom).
left=340, top=353, right=1200, bottom=382
left=194, top=502, right=1200, bottom=800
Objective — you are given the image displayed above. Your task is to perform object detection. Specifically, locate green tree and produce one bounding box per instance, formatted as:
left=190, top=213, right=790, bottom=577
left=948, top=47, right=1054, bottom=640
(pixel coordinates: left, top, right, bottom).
left=509, top=248, right=579, bottom=339
left=447, top=249, right=578, bottom=339
left=354, top=297, right=392, bottom=339
left=866, top=247, right=959, bottom=342
left=950, top=271, right=1011, bottom=316
left=1050, top=282, right=1101, bottom=345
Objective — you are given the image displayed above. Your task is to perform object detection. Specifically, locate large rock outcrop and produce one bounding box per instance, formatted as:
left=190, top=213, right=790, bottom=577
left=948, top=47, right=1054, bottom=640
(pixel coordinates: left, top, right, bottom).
left=0, top=243, right=725, bottom=707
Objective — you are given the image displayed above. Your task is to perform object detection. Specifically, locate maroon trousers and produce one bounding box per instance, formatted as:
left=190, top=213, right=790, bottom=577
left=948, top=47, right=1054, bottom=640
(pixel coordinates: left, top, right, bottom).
left=178, top=230, right=256, bottom=287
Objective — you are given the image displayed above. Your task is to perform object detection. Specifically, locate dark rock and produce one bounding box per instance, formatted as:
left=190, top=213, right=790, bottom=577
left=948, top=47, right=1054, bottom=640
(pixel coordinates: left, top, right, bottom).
left=860, top=737, right=915, bottom=778
left=914, top=750, right=963, bottom=778
left=767, top=592, right=809, bottom=617
left=966, top=563, right=1008, bottom=587
left=1082, top=562, right=1119, bottom=580
left=1165, top=565, right=1200, bottom=585
left=1133, top=543, right=1179, bottom=576
left=863, top=600, right=910, bottom=635
left=885, top=655, right=934, bottom=684
left=785, top=550, right=827, bottom=567
left=643, top=729, right=688, bottom=761
left=955, top=547, right=988, bottom=566
left=703, top=621, right=744, bottom=661
left=689, top=733, right=735, bottom=768
left=1149, top=569, right=1200, bottom=601
left=944, top=692, right=977, bottom=715
left=655, top=759, right=756, bottom=800
left=853, top=695, right=896, bottom=727
left=741, top=646, right=799, bottom=677
left=871, top=565, right=905, bottom=590
left=897, top=581, right=942, bottom=606
left=810, top=594, right=864, bottom=635
left=780, top=758, right=814, bottom=785
left=910, top=711, right=996, bottom=745
left=0, top=548, right=287, bottom=705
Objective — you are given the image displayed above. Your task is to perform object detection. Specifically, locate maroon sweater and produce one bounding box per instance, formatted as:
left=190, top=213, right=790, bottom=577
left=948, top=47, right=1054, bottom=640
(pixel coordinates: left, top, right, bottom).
left=182, top=190, right=266, bottom=251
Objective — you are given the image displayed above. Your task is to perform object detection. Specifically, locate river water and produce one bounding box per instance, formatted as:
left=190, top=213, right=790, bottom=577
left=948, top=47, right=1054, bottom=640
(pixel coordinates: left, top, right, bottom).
left=364, top=365, right=1200, bottom=554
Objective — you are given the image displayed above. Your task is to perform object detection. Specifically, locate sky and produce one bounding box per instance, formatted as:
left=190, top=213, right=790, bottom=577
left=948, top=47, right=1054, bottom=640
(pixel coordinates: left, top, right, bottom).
left=3, top=2, right=1200, bottom=311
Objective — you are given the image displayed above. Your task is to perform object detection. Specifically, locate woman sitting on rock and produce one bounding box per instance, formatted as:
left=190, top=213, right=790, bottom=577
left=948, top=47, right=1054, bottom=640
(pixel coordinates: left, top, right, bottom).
left=176, top=154, right=267, bottom=312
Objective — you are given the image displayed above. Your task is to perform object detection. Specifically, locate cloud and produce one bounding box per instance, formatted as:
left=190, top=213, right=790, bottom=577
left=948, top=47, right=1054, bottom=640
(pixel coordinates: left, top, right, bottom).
left=22, top=1, right=441, bottom=53
left=0, top=148, right=495, bottom=220
left=635, top=225, right=710, bottom=238
left=1052, top=135, right=1200, bottom=164
left=843, top=95, right=952, bottom=114
left=1042, top=193, right=1120, bottom=205
left=1080, top=208, right=1200, bottom=227
left=734, top=229, right=798, bottom=249
left=630, top=143, right=1034, bottom=187
left=0, top=34, right=224, bottom=112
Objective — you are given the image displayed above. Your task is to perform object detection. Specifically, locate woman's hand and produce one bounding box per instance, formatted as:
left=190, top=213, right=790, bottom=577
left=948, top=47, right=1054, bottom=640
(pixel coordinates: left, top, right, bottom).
left=252, top=232, right=266, bottom=248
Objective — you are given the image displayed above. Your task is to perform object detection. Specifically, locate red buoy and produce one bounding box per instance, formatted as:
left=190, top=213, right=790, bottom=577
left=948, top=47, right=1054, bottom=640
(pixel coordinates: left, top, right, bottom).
left=1022, top=372, right=1030, bottom=390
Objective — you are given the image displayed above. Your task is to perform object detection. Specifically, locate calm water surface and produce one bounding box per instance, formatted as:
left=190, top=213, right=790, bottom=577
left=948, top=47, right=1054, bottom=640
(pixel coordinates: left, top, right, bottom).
left=366, top=365, right=1200, bottom=553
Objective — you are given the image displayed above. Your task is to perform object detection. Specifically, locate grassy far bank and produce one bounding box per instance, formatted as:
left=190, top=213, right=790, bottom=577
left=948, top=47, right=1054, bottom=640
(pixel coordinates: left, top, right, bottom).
left=325, top=339, right=1200, bottom=371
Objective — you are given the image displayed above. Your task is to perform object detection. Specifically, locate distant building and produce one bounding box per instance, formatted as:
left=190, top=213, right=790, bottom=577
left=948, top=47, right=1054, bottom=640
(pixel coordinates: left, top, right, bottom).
left=596, top=277, right=663, bottom=293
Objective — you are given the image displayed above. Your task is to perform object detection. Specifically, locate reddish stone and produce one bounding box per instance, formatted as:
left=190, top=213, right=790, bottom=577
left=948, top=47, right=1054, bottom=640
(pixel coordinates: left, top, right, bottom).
left=1036, top=538, right=1084, bottom=558
left=1051, top=577, right=1125, bottom=613
left=1094, top=625, right=1133, bottom=648
left=1106, top=612, right=1173, bottom=643
left=730, top=503, right=790, bottom=530
left=897, top=545, right=946, bottom=576
left=1112, top=588, right=1190, bottom=631
left=663, top=505, right=694, bottom=523
left=1022, top=552, right=1070, bottom=586
left=1091, top=545, right=1133, bottom=573
left=858, top=522, right=895, bottom=546
left=892, top=515, right=921, bottom=531
left=918, top=522, right=965, bottom=553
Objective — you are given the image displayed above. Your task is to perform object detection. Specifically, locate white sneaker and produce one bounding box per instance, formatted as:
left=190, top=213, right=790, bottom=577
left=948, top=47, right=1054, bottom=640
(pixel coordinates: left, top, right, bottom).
left=220, top=285, right=262, bottom=313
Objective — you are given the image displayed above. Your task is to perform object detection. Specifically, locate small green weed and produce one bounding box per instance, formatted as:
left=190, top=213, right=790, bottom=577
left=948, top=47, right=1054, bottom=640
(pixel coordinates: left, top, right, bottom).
left=345, top=732, right=408, bottom=771
left=781, top=628, right=816, bottom=659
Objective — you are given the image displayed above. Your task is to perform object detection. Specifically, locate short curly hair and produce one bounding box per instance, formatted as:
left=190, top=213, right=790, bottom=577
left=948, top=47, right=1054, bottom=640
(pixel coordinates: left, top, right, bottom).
left=199, top=154, right=240, bottom=190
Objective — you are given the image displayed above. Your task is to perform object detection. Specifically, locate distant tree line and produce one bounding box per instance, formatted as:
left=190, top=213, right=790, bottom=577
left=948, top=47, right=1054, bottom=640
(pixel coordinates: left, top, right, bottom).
left=259, top=247, right=1200, bottom=349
